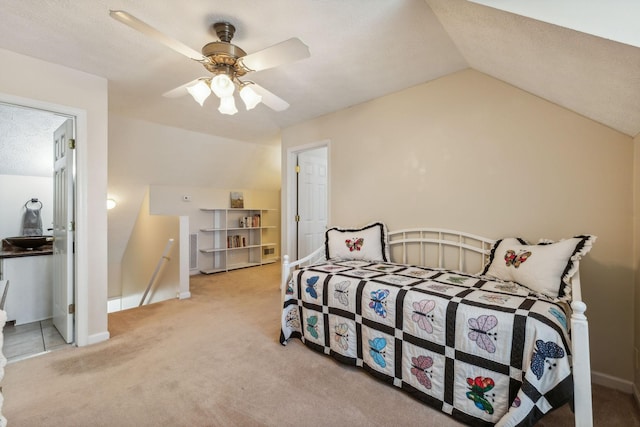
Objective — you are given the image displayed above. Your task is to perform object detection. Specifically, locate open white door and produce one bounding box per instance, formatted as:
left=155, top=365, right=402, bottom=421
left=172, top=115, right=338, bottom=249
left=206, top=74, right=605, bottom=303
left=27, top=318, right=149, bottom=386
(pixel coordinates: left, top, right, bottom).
left=296, top=147, right=328, bottom=259
left=52, top=118, right=74, bottom=343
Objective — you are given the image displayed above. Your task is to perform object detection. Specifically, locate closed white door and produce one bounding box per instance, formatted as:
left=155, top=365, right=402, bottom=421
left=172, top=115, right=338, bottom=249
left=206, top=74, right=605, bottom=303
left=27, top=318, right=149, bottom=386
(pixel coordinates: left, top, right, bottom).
left=297, top=147, right=328, bottom=259
left=52, top=118, right=74, bottom=343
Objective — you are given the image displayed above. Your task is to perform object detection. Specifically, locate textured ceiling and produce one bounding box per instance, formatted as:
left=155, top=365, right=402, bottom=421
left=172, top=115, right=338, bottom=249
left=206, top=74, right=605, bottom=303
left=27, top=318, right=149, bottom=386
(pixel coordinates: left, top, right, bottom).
left=0, top=0, right=466, bottom=144
left=468, top=0, right=640, bottom=48
left=0, top=0, right=638, bottom=178
left=426, top=0, right=640, bottom=138
left=0, top=104, right=67, bottom=176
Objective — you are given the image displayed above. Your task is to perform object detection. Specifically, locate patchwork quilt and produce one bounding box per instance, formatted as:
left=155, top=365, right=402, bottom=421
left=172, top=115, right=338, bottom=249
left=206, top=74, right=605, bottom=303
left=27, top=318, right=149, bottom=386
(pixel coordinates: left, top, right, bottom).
left=280, top=260, right=573, bottom=426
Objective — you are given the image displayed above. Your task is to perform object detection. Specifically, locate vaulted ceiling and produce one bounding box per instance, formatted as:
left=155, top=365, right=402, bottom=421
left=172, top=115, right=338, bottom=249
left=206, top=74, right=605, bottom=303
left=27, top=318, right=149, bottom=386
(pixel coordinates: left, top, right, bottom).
left=0, top=0, right=638, bottom=150
left=428, top=0, right=640, bottom=138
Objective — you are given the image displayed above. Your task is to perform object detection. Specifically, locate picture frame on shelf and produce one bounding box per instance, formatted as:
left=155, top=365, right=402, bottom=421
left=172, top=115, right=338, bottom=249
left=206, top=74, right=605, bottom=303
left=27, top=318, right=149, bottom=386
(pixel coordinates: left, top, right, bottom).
left=230, top=192, right=244, bottom=208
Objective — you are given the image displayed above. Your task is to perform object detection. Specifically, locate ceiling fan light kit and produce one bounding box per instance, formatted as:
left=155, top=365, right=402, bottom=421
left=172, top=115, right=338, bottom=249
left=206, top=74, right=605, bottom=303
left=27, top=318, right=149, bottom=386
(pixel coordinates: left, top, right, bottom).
left=210, top=73, right=235, bottom=98
left=239, top=85, right=262, bottom=110
left=186, top=80, right=211, bottom=106
left=218, top=95, right=238, bottom=115
left=109, top=10, right=310, bottom=116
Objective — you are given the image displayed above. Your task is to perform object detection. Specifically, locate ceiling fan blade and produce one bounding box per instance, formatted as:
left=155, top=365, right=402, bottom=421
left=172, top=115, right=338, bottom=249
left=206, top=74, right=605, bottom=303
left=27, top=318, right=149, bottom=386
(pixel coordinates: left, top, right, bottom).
left=250, top=84, right=290, bottom=111
left=241, top=38, right=310, bottom=72
left=162, top=79, right=206, bottom=98
left=109, top=10, right=205, bottom=61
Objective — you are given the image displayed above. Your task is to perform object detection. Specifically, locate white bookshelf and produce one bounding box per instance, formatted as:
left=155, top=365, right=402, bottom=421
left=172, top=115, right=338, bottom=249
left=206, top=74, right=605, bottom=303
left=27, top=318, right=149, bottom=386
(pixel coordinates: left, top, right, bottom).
left=198, top=208, right=279, bottom=274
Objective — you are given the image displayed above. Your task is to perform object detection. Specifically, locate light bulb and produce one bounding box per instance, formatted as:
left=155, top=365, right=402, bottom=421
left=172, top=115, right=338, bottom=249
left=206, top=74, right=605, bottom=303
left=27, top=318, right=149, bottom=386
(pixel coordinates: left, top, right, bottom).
left=106, top=198, right=117, bottom=210
left=210, top=74, right=235, bottom=98
left=186, top=80, right=211, bottom=106
left=218, top=96, right=238, bottom=115
left=239, top=85, right=262, bottom=110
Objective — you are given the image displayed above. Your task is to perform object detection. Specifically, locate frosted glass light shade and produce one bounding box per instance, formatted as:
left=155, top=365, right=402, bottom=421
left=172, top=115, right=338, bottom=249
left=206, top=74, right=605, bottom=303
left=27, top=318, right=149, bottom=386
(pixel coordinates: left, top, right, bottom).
left=186, top=80, right=211, bottom=106
left=106, top=198, right=117, bottom=210
left=239, top=85, right=262, bottom=110
left=218, top=96, right=238, bottom=115
left=210, top=74, right=235, bottom=98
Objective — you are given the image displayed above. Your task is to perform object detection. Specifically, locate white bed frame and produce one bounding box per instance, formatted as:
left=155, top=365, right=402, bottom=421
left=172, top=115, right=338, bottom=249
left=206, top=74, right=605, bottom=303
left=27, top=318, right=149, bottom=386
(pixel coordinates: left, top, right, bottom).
left=281, top=228, right=593, bottom=426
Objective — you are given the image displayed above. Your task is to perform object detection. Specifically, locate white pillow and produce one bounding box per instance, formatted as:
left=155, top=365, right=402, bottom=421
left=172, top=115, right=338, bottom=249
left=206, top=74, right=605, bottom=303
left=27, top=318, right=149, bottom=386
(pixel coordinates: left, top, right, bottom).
left=481, top=235, right=596, bottom=298
left=325, top=222, right=390, bottom=262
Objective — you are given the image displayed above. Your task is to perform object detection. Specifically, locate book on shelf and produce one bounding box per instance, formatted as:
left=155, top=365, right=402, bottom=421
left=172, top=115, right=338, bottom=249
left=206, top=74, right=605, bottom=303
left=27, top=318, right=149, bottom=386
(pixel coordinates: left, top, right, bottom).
left=227, top=235, right=247, bottom=248
left=239, top=214, right=261, bottom=228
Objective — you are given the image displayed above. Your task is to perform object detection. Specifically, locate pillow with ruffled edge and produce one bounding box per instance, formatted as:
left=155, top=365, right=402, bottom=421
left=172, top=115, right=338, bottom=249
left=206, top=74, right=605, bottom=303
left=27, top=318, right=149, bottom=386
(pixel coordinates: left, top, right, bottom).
left=481, top=235, right=596, bottom=299
left=325, top=222, right=390, bottom=262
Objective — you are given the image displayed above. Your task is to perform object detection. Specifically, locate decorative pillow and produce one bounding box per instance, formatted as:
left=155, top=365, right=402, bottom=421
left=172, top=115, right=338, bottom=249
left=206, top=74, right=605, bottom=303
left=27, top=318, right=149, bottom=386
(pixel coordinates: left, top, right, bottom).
left=325, top=222, right=390, bottom=262
left=481, top=235, right=596, bottom=299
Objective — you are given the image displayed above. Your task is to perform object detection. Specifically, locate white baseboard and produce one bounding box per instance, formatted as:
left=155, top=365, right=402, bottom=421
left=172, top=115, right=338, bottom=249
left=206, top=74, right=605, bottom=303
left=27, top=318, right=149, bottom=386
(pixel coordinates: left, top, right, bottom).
left=86, top=331, right=110, bottom=346
left=177, top=291, right=191, bottom=300
left=591, top=370, right=634, bottom=393
left=107, top=297, right=122, bottom=313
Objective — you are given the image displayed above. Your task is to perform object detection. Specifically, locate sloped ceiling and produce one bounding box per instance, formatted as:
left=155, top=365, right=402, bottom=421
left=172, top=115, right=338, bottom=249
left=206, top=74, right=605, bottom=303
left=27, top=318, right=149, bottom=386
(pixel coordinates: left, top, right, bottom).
left=426, top=0, right=640, bottom=138
left=0, top=0, right=467, bottom=145
left=468, top=0, right=640, bottom=48
left=0, top=0, right=638, bottom=169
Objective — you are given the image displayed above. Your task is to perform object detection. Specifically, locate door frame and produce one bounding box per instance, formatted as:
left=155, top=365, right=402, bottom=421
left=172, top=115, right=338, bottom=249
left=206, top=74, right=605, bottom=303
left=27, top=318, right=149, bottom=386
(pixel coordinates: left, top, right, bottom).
left=283, top=139, right=331, bottom=260
left=0, top=93, right=85, bottom=346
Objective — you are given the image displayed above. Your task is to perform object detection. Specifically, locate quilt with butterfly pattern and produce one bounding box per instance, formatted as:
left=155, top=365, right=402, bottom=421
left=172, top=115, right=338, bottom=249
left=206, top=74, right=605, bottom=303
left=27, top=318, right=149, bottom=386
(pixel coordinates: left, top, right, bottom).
left=280, top=260, right=573, bottom=427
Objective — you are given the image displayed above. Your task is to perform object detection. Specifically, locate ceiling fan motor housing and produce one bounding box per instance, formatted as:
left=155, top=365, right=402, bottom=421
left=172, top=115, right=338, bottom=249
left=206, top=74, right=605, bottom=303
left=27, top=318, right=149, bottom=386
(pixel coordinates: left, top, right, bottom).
left=213, top=22, right=235, bottom=42
left=201, top=22, right=248, bottom=77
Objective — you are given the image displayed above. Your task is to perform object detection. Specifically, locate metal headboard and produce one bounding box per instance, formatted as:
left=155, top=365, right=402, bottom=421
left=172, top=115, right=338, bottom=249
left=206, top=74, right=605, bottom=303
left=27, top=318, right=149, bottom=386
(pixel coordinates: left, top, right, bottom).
left=387, top=228, right=495, bottom=274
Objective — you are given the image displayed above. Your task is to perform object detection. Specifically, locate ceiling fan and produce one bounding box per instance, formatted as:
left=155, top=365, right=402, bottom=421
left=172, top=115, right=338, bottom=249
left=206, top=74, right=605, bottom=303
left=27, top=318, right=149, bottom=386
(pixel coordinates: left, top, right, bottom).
left=109, top=10, right=310, bottom=115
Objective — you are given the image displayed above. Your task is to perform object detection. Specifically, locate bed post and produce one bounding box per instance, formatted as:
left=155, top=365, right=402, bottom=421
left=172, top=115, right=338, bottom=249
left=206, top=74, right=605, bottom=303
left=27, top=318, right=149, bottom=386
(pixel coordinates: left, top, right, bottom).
left=281, top=254, right=290, bottom=291
left=570, top=270, right=593, bottom=427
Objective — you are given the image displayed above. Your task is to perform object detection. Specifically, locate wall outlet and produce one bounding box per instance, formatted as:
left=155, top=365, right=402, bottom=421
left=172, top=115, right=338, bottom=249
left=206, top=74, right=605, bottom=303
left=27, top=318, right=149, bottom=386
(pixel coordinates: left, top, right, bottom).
left=182, top=195, right=192, bottom=202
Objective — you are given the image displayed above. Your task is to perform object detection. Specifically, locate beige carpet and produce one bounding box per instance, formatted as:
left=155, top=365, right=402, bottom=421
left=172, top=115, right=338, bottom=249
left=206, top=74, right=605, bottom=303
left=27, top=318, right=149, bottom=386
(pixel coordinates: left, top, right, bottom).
left=1, top=263, right=639, bottom=426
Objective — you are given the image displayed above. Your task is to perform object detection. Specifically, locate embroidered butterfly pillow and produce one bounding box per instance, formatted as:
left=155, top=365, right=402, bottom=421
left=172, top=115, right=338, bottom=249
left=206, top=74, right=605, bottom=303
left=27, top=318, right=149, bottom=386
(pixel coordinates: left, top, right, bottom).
left=481, top=235, right=596, bottom=299
left=325, top=222, right=390, bottom=262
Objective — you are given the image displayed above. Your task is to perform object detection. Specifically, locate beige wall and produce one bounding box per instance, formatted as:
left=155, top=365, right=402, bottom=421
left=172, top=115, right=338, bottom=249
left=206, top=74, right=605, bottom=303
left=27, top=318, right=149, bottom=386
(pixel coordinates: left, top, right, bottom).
left=0, top=48, right=109, bottom=346
left=108, top=115, right=281, bottom=297
left=148, top=185, right=281, bottom=277
left=121, top=190, right=184, bottom=309
left=282, top=69, right=634, bottom=382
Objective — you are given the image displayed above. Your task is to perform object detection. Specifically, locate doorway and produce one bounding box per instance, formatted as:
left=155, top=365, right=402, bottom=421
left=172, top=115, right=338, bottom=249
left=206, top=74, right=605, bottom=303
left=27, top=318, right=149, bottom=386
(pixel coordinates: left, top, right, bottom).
left=285, top=142, right=330, bottom=260
left=0, top=102, right=76, bottom=361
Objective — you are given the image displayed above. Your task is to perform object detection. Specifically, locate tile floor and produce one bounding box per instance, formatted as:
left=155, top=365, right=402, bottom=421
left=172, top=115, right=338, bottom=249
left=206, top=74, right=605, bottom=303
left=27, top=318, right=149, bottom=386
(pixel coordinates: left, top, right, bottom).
left=3, top=319, right=70, bottom=363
